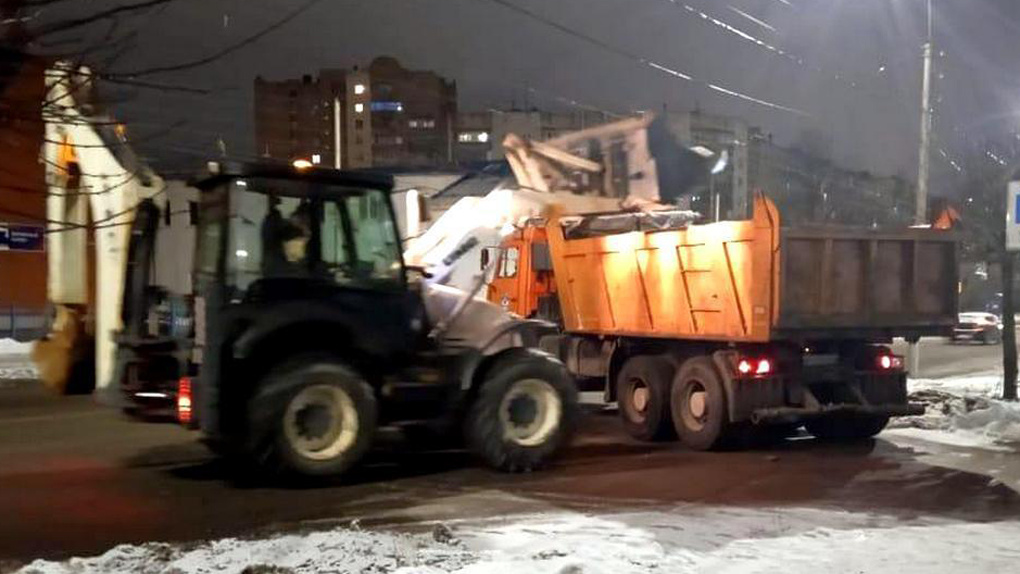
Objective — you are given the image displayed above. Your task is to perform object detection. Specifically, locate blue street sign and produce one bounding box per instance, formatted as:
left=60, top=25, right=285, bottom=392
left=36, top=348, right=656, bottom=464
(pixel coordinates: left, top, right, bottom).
left=0, top=223, right=45, bottom=252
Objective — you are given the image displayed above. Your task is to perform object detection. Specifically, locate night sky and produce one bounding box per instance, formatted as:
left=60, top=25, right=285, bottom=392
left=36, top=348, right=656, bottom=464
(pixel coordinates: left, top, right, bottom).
left=66, top=0, right=1020, bottom=196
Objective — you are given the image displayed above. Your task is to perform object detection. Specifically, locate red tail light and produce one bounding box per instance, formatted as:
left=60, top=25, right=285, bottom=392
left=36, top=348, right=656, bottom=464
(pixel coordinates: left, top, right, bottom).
left=177, top=376, right=193, bottom=425
left=737, top=357, right=774, bottom=377
left=876, top=354, right=903, bottom=371
left=737, top=359, right=753, bottom=375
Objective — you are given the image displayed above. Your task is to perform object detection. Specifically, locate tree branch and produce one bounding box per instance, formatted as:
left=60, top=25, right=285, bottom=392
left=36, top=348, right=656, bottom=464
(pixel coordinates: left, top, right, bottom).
left=31, top=0, right=174, bottom=38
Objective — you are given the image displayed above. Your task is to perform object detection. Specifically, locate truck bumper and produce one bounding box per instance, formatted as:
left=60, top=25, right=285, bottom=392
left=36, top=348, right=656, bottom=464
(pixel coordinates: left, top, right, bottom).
left=750, top=402, right=925, bottom=424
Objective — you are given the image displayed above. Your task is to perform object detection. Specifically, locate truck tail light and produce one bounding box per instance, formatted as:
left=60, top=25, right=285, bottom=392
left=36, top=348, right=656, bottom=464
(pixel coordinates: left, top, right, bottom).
left=177, top=376, right=193, bottom=425
left=877, top=354, right=903, bottom=371
left=737, top=359, right=753, bottom=375
left=737, top=356, right=774, bottom=377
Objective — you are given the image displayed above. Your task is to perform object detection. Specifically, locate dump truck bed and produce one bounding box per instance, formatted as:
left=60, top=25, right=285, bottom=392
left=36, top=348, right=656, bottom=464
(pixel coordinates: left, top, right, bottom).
left=544, top=196, right=958, bottom=343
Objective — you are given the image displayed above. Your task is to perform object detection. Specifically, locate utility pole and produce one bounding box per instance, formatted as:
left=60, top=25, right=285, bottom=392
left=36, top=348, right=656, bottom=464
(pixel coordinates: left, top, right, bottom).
left=910, top=0, right=934, bottom=375
left=916, top=0, right=934, bottom=225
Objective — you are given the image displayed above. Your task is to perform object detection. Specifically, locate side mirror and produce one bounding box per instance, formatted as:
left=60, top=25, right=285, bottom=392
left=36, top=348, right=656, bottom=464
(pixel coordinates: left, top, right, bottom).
left=480, top=247, right=490, bottom=270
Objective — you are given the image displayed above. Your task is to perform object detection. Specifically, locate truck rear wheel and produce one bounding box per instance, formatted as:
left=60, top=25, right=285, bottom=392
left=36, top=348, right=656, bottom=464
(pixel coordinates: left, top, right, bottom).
left=616, top=355, right=676, bottom=441
left=671, top=357, right=730, bottom=451
left=247, top=358, right=377, bottom=477
left=806, top=415, right=889, bottom=441
left=465, top=349, right=578, bottom=472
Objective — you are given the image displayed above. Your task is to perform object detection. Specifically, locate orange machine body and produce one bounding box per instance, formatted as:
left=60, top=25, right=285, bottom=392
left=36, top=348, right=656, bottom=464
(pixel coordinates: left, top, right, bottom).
left=489, top=194, right=957, bottom=344
left=544, top=195, right=780, bottom=343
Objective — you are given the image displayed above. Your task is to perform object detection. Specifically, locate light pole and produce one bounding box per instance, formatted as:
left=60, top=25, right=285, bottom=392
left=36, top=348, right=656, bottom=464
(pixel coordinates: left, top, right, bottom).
left=910, top=0, right=935, bottom=375
left=916, top=0, right=934, bottom=225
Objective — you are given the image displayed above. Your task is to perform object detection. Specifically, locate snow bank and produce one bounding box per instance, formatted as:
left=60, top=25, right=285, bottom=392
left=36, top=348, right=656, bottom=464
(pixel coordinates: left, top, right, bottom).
left=17, top=508, right=1020, bottom=574
left=17, top=528, right=475, bottom=574
left=0, top=338, right=37, bottom=380
left=0, top=338, right=33, bottom=356
left=886, top=375, right=1020, bottom=450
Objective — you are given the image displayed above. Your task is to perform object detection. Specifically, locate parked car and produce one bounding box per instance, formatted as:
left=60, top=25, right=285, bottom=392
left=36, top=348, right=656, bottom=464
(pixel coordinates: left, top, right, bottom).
left=952, top=312, right=1003, bottom=344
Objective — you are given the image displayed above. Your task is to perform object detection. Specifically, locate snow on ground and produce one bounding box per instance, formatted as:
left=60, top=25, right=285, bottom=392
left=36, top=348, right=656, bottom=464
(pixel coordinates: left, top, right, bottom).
left=0, top=338, right=37, bottom=381
left=885, top=375, right=1020, bottom=451
left=16, top=506, right=1020, bottom=574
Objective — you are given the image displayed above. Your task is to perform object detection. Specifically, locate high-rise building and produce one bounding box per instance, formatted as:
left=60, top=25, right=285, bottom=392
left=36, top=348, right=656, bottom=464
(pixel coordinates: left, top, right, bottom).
left=454, top=109, right=616, bottom=162
left=254, top=57, right=456, bottom=169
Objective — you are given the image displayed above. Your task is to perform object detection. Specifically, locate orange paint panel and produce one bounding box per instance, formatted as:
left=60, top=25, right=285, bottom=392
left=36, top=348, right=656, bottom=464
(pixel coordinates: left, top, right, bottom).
left=539, top=196, right=781, bottom=342
left=564, top=253, right=611, bottom=330
left=635, top=248, right=688, bottom=334
left=599, top=251, right=652, bottom=333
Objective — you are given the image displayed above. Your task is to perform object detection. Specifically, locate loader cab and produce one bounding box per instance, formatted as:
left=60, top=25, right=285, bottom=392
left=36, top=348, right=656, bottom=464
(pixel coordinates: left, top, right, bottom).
left=190, top=161, right=426, bottom=434
left=193, top=162, right=406, bottom=299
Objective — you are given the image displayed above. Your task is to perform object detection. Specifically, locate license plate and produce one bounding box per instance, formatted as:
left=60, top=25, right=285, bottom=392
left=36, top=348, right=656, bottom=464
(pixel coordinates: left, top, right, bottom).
left=803, top=354, right=839, bottom=367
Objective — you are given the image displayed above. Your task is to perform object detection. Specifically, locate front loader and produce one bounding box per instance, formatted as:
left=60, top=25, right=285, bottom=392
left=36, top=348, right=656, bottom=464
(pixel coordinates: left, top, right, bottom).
left=163, top=160, right=579, bottom=477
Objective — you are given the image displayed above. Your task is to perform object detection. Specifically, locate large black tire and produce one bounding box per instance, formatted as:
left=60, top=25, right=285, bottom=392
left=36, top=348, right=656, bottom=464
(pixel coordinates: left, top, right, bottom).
left=671, top=357, right=731, bottom=451
left=465, top=348, right=579, bottom=473
left=616, top=355, right=676, bottom=441
left=805, top=415, right=889, bottom=441
left=246, top=357, right=377, bottom=477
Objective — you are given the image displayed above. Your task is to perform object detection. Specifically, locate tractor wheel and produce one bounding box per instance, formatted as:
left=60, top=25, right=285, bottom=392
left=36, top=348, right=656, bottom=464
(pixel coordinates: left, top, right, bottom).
left=806, top=415, right=889, bottom=441
left=465, top=349, right=578, bottom=473
left=247, top=357, right=376, bottom=477
left=671, top=356, right=731, bottom=451
left=616, top=355, right=676, bottom=441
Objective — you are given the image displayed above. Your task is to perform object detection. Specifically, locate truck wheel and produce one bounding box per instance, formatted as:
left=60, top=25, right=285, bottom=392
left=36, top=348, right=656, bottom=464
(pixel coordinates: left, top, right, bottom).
left=248, top=358, right=377, bottom=477
left=806, top=415, right=889, bottom=441
left=465, top=349, right=578, bottom=473
left=616, top=355, right=676, bottom=441
left=671, top=357, right=730, bottom=451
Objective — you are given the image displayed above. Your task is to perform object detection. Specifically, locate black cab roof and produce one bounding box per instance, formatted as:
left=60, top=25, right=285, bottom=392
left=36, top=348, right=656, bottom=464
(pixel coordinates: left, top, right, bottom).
left=190, top=160, right=395, bottom=193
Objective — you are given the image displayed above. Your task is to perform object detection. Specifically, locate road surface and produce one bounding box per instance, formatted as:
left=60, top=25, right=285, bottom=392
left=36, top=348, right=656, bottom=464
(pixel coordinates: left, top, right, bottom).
left=2, top=346, right=1019, bottom=570
left=892, top=337, right=1009, bottom=378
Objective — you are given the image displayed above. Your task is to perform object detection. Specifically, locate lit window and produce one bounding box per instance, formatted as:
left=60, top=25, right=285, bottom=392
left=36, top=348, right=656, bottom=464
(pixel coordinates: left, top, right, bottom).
left=458, top=131, right=491, bottom=143
left=312, top=154, right=321, bottom=164
left=354, top=83, right=366, bottom=95
left=355, top=103, right=365, bottom=113
left=409, top=120, right=419, bottom=128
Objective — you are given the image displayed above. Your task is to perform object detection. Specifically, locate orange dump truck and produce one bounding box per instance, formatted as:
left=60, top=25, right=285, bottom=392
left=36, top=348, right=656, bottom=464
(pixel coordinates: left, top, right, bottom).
left=488, top=195, right=958, bottom=448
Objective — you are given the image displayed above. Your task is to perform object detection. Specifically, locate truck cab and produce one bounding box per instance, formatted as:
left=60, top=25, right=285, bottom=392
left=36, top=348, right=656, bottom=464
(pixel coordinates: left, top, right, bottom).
left=178, top=161, right=577, bottom=477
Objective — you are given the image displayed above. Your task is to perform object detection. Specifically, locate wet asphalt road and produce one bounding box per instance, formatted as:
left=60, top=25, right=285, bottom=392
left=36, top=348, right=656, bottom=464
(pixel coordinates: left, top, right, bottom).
left=2, top=355, right=1020, bottom=569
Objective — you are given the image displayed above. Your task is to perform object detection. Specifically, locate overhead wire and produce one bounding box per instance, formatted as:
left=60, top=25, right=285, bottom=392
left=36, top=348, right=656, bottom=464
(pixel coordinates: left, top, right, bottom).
left=474, top=0, right=809, bottom=117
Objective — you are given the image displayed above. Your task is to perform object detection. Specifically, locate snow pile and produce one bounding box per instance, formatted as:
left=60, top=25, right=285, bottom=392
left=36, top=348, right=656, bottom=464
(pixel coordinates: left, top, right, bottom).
left=16, top=527, right=476, bottom=574
left=886, top=376, right=1020, bottom=449
left=16, top=508, right=1020, bottom=574
left=0, top=338, right=37, bottom=380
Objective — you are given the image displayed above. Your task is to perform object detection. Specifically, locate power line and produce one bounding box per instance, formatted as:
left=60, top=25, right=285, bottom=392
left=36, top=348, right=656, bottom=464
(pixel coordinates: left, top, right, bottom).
left=474, top=0, right=808, bottom=117
left=106, top=0, right=329, bottom=78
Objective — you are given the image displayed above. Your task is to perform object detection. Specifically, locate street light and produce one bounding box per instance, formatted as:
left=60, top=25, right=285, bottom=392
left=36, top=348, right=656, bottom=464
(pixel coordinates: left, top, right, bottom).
left=711, top=150, right=730, bottom=222
left=690, top=146, right=730, bottom=221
